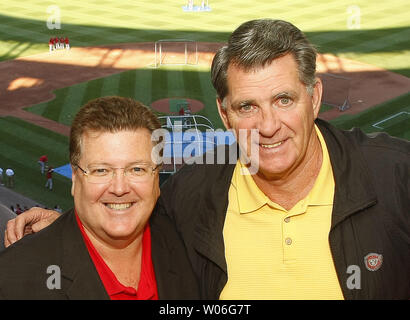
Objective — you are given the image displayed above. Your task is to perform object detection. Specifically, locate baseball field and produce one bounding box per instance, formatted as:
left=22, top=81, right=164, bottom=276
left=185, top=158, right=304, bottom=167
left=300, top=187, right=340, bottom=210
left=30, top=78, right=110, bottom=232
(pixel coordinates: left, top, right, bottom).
left=0, top=0, right=409, bottom=210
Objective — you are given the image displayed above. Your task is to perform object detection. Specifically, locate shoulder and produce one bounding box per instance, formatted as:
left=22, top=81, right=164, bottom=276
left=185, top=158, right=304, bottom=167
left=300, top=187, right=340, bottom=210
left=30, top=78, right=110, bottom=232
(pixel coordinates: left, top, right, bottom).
left=317, top=119, right=409, bottom=162
left=158, top=144, right=236, bottom=222
left=0, top=211, right=77, bottom=298
left=161, top=144, right=237, bottom=195
left=150, top=207, right=182, bottom=252
left=0, top=204, right=16, bottom=222
left=0, top=205, right=17, bottom=252
left=149, top=206, right=200, bottom=299
left=0, top=210, right=73, bottom=274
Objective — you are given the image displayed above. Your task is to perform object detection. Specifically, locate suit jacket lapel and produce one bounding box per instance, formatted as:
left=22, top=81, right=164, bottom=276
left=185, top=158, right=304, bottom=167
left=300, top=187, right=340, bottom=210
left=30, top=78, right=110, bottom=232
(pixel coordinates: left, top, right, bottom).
left=60, top=210, right=109, bottom=300
left=193, top=161, right=236, bottom=274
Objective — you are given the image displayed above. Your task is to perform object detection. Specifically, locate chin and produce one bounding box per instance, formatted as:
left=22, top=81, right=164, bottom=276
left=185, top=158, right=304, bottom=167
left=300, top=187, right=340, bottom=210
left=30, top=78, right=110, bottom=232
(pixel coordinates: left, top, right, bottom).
left=105, top=228, right=137, bottom=241
left=257, top=162, right=294, bottom=179
left=104, top=220, right=138, bottom=237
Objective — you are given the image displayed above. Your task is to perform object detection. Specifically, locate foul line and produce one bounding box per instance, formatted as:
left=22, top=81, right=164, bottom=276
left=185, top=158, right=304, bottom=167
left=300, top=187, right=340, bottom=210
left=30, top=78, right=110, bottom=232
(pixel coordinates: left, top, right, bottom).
left=372, top=111, right=410, bottom=129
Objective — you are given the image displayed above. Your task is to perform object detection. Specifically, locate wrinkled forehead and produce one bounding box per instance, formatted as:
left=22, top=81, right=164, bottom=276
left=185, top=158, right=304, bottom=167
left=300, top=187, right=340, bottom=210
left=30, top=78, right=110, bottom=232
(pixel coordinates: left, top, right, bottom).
left=227, top=54, right=298, bottom=78
left=225, top=55, right=300, bottom=96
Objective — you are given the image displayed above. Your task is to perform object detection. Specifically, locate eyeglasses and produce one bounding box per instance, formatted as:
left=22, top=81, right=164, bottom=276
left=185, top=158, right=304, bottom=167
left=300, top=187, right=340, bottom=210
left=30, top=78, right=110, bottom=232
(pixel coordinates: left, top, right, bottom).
left=75, top=163, right=159, bottom=184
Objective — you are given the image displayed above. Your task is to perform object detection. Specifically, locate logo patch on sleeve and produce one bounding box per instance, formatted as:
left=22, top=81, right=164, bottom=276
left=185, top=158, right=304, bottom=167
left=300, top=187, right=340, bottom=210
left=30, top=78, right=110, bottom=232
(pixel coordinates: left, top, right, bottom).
left=364, top=253, right=383, bottom=271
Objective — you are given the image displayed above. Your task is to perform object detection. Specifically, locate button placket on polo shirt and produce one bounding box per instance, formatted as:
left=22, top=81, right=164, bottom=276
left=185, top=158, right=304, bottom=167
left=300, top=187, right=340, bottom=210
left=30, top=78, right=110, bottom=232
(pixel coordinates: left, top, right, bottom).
left=282, top=200, right=308, bottom=263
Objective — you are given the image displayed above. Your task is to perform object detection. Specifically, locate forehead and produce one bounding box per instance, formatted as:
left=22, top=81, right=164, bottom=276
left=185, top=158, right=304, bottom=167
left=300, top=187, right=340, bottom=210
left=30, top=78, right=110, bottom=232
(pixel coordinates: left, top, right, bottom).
left=226, top=54, right=300, bottom=98
left=80, top=128, right=153, bottom=163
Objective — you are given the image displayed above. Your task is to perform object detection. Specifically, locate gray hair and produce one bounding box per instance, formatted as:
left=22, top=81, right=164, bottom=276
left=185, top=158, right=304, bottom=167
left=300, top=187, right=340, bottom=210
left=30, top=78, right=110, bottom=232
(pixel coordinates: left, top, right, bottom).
left=211, top=19, right=317, bottom=105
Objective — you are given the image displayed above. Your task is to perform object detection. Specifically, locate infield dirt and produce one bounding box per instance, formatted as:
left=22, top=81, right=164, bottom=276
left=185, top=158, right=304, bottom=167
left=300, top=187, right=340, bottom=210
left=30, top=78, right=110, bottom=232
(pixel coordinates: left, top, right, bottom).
left=1, top=42, right=409, bottom=136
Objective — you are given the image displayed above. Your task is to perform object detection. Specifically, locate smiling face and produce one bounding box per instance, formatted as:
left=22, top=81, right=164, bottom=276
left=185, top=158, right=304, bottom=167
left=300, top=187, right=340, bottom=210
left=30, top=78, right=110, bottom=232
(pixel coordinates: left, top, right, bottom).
left=217, top=53, right=322, bottom=181
left=71, top=128, right=160, bottom=247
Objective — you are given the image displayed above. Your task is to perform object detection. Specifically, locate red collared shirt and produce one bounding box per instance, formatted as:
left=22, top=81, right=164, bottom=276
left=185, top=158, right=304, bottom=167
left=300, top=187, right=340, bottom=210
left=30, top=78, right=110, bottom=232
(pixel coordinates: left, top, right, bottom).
left=75, top=212, right=158, bottom=300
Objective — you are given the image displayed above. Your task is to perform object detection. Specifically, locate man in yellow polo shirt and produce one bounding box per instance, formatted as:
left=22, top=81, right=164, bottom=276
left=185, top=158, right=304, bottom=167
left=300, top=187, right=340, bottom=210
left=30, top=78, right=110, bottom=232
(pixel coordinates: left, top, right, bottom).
left=201, top=19, right=408, bottom=300
left=159, top=18, right=406, bottom=299
left=221, top=126, right=344, bottom=299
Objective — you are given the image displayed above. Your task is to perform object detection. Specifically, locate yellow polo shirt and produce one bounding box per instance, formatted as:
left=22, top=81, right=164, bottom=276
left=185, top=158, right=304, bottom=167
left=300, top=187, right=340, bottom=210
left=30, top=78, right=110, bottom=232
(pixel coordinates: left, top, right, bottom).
left=220, top=126, right=344, bottom=300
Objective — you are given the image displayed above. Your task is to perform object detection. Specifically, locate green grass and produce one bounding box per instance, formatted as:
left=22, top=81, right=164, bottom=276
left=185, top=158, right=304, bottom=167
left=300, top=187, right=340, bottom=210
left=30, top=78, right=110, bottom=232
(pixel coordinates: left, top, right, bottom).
left=330, top=92, right=410, bottom=140
left=26, top=66, right=224, bottom=129
left=0, top=117, right=73, bottom=210
left=320, top=104, right=334, bottom=113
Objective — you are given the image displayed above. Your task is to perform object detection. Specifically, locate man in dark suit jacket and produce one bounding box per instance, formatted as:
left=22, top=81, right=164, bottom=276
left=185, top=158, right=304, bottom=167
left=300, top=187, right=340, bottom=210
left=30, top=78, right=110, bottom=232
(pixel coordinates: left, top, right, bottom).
left=0, top=207, right=197, bottom=299
left=0, top=97, right=198, bottom=299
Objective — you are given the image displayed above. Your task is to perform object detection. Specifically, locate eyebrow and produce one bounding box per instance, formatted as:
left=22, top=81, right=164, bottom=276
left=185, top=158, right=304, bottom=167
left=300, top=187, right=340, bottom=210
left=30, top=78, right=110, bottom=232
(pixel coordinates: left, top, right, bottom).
left=230, top=91, right=296, bottom=108
left=87, top=161, right=152, bottom=167
left=230, top=99, right=256, bottom=109
left=273, top=91, right=296, bottom=99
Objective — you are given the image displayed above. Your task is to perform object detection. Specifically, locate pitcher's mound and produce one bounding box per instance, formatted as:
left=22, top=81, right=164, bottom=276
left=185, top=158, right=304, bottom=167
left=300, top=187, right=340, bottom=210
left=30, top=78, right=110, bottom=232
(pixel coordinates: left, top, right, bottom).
left=151, top=98, right=204, bottom=114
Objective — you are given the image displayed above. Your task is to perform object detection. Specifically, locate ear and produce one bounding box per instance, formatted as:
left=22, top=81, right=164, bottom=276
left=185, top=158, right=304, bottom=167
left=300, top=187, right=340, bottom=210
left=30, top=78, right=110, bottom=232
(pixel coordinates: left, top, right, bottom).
left=216, top=97, right=232, bottom=130
left=71, top=165, right=76, bottom=197
left=311, top=78, right=323, bottom=120
left=155, top=173, right=160, bottom=198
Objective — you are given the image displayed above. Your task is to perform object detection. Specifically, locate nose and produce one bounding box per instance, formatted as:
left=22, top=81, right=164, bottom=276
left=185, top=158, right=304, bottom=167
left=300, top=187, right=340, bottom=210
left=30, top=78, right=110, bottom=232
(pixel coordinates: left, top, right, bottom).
left=109, top=169, right=130, bottom=196
left=257, top=106, right=281, bottom=138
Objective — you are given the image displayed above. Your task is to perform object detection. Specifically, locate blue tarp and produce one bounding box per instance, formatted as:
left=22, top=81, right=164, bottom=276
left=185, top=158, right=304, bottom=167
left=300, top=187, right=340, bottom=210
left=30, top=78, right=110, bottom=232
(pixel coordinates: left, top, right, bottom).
left=54, top=164, right=73, bottom=180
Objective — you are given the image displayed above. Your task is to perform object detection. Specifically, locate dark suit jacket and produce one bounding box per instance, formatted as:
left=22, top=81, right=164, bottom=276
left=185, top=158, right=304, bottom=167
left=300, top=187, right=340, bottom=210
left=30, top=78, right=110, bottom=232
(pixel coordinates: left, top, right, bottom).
left=0, top=204, right=16, bottom=253
left=0, top=208, right=199, bottom=299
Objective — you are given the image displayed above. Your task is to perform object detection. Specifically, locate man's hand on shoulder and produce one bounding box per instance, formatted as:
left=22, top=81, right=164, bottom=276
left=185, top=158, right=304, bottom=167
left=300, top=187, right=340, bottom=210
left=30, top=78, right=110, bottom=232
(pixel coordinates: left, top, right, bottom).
left=4, top=207, right=61, bottom=248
